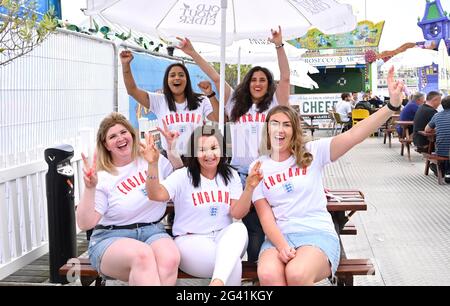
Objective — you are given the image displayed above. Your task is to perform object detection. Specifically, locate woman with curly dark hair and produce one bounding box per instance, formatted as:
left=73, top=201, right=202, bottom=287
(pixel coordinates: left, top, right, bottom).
left=178, top=26, right=290, bottom=262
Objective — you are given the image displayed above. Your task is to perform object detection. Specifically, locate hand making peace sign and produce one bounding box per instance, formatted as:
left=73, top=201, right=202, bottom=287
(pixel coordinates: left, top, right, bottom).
left=157, top=120, right=180, bottom=151
left=246, top=161, right=264, bottom=190
left=81, top=152, right=97, bottom=189
left=140, top=132, right=160, bottom=164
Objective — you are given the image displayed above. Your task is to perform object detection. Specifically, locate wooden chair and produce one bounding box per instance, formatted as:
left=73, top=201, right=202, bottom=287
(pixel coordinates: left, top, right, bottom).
left=333, top=112, right=350, bottom=136
left=382, top=117, right=397, bottom=148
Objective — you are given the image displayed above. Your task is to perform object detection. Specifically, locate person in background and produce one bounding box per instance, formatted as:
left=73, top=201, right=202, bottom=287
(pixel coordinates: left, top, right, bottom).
left=367, top=90, right=384, bottom=108
left=249, top=67, right=405, bottom=286
left=335, top=93, right=353, bottom=129
left=76, top=112, right=181, bottom=285
left=425, top=96, right=450, bottom=183
left=413, top=91, right=442, bottom=152
left=396, top=92, right=425, bottom=136
left=120, top=50, right=219, bottom=157
left=351, top=92, right=359, bottom=107
left=177, top=26, right=290, bottom=263
left=144, top=125, right=262, bottom=285
left=355, top=93, right=372, bottom=112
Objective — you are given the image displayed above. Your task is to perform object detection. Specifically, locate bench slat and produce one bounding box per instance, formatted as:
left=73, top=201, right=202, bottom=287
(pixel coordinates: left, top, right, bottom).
left=60, top=258, right=375, bottom=281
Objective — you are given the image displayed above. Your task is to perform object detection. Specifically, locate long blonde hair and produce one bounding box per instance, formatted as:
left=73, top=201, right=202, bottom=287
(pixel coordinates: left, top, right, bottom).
left=260, top=105, right=313, bottom=168
left=96, top=112, right=140, bottom=174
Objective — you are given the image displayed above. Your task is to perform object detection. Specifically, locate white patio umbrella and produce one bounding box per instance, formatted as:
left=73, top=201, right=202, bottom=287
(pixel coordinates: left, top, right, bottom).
left=85, top=0, right=357, bottom=130
left=185, top=39, right=307, bottom=65
left=380, top=47, right=439, bottom=72
left=174, top=39, right=312, bottom=86
left=256, top=61, right=319, bottom=89
left=437, top=40, right=450, bottom=92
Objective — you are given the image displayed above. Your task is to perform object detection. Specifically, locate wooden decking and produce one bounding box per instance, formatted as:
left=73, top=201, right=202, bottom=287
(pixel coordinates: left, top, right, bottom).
left=0, top=233, right=88, bottom=285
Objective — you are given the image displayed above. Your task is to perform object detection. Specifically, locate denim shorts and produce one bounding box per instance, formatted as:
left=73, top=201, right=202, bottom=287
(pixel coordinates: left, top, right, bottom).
left=87, top=222, right=171, bottom=275
left=259, top=231, right=340, bottom=276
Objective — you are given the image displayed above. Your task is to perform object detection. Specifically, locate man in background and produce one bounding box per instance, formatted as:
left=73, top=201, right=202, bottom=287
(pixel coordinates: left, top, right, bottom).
left=397, top=92, right=425, bottom=136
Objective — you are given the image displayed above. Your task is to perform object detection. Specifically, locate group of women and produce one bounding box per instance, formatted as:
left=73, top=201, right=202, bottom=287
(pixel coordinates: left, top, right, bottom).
left=76, top=27, right=405, bottom=286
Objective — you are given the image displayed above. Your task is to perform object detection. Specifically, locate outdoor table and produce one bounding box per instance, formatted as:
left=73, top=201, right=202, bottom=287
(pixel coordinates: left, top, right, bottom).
left=300, top=114, right=322, bottom=136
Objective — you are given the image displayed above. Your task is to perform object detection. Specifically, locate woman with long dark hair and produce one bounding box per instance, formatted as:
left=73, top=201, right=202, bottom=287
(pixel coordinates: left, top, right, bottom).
left=120, top=51, right=219, bottom=156
left=178, top=27, right=291, bottom=262
left=143, top=125, right=262, bottom=285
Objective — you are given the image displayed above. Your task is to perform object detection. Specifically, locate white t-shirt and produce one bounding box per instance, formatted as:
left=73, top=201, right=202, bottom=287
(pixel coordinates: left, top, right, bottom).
left=148, top=92, right=213, bottom=155
left=335, top=100, right=353, bottom=122
left=95, top=156, right=173, bottom=226
left=161, top=167, right=243, bottom=236
left=225, top=92, right=278, bottom=169
left=251, top=138, right=337, bottom=237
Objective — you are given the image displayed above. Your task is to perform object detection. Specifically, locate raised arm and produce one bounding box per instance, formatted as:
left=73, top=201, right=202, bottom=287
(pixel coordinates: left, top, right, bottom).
left=120, top=50, right=151, bottom=109
left=230, top=161, right=263, bottom=219
left=140, top=132, right=171, bottom=202
left=198, top=80, right=219, bottom=121
left=76, top=152, right=102, bottom=231
left=254, top=198, right=296, bottom=264
left=330, top=67, right=404, bottom=161
left=270, top=26, right=290, bottom=106
left=177, top=37, right=232, bottom=104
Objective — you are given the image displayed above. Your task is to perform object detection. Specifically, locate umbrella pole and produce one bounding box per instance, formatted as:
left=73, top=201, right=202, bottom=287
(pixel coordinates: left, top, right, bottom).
left=237, top=46, right=241, bottom=85
left=219, top=0, right=227, bottom=135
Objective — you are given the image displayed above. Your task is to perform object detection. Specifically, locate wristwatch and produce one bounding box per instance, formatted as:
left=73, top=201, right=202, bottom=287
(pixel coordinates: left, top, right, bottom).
left=386, top=101, right=401, bottom=111
left=207, top=92, right=216, bottom=98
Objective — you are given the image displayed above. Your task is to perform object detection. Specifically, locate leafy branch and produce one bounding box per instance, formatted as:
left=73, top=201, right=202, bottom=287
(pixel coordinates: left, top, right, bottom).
left=61, top=18, right=163, bottom=53
left=0, top=0, right=58, bottom=66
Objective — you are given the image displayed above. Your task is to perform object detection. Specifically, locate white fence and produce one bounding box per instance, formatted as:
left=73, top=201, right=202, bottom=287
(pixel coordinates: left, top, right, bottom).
left=0, top=26, right=189, bottom=280
left=0, top=29, right=117, bottom=280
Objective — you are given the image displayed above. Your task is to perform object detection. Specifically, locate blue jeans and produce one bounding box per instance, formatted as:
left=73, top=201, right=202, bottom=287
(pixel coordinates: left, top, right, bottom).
left=260, top=232, right=340, bottom=276
left=88, top=222, right=170, bottom=275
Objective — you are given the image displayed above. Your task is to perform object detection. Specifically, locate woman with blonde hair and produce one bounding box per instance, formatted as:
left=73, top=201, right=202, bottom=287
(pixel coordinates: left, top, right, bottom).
left=250, top=67, right=404, bottom=285
left=76, top=112, right=181, bottom=285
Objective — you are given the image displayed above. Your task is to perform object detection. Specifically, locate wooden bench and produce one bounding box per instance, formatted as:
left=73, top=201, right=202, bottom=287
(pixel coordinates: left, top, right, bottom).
left=59, top=257, right=374, bottom=287
left=60, top=189, right=374, bottom=286
left=396, top=120, right=414, bottom=161
left=424, top=153, right=449, bottom=185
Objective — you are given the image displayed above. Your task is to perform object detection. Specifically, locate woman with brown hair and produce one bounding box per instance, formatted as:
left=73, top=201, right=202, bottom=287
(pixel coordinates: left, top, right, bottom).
left=76, top=112, right=181, bottom=285
left=250, top=67, right=404, bottom=285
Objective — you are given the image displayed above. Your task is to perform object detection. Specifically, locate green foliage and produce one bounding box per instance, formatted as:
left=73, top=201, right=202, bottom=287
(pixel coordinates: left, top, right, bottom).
left=212, top=63, right=252, bottom=88
left=59, top=17, right=163, bottom=53
left=0, top=0, right=58, bottom=65
left=115, top=30, right=131, bottom=41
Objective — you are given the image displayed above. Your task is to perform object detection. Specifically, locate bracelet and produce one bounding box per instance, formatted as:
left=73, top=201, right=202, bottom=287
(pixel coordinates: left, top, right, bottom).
left=146, top=175, right=158, bottom=180
left=275, top=43, right=284, bottom=49
left=207, top=92, right=216, bottom=98
left=386, top=101, right=401, bottom=111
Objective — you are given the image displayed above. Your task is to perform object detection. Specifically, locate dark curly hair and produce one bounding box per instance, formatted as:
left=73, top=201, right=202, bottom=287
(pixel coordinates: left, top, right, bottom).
left=229, top=66, right=276, bottom=122
left=162, top=63, right=203, bottom=112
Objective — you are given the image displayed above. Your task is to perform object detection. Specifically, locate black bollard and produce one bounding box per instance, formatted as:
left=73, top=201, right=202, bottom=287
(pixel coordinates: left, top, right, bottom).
left=44, top=144, right=77, bottom=283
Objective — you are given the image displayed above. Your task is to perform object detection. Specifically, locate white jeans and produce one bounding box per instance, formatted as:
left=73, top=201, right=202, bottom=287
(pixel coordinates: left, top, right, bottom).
left=174, top=222, right=248, bottom=286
